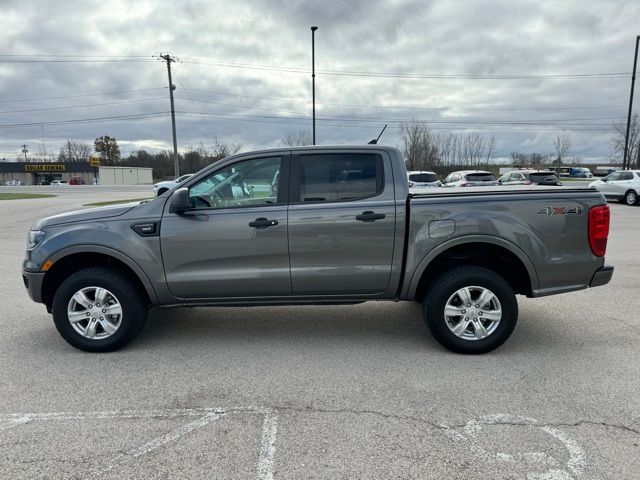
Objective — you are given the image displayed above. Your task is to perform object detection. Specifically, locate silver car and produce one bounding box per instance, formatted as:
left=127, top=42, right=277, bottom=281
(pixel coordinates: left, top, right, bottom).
left=442, top=170, right=498, bottom=187
left=589, top=170, right=640, bottom=206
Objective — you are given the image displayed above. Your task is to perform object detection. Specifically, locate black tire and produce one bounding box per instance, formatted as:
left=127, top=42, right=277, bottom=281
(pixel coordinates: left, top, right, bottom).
left=624, top=190, right=638, bottom=206
left=52, top=267, right=148, bottom=352
left=423, top=266, right=518, bottom=354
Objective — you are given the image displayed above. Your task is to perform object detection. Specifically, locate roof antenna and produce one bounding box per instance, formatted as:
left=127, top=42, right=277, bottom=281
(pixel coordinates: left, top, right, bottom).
left=368, top=124, right=388, bottom=144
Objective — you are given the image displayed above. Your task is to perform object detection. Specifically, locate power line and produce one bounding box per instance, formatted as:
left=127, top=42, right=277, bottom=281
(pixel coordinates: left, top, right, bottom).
left=0, top=112, right=168, bottom=128
left=180, top=87, right=637, bottom=112
left=180, top=56, right=630, bottom=80
left=0, top=88, right=165, bottom=103
left=0, top=97, right=166, bottom=114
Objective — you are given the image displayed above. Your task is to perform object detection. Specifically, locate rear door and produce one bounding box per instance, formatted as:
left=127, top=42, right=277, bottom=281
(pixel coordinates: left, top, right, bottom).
left=287, top=151, right=397, bottom=295
left=599, top=172, right=621, bottom=196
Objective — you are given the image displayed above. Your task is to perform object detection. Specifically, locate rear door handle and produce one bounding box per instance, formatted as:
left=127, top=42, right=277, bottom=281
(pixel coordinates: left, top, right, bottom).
left=355, top=211, right=386, bottom=222
left=249, top=217, right=279, bottom=229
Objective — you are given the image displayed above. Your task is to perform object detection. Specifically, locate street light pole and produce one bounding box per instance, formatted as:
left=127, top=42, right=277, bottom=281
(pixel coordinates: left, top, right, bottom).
left=622, top=35, right=639, bottom=170
left=311, top=26, right=318, bottom=145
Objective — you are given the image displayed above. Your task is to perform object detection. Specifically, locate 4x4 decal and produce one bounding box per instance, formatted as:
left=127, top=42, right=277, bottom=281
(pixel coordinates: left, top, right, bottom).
left=536, top=206, right=583, bottom=215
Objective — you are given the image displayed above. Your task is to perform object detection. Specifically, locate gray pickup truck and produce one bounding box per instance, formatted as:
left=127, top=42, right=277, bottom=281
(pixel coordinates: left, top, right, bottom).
left=22, top=145, right=613, bottom=354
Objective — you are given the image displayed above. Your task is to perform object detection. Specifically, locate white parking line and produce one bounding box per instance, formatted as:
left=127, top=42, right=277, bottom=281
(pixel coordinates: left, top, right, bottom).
left=0, top=406, right=278, bottom=479
left=257, top=409, right=278, bottom=480
left=84, top=412, right=225, bottom=477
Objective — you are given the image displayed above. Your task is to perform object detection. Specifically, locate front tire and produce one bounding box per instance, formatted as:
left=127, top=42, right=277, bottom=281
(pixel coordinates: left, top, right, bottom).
left=624, top=190, right=638, bottom=206
left=423, top=266, right=518, bottom=354
left=52, top=267, right=148, bottom=352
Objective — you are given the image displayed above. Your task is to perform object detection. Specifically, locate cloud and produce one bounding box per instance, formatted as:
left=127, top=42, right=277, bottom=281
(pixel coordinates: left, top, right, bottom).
left=0, top=0, right=638, bottom=162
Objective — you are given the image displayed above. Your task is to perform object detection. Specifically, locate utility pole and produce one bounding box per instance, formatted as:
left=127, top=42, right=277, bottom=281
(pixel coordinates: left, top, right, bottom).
left=311, top=26, right=318, bottom=145
left=159, top=53, right=180, bottom=178
left=21, top=144, right=28, bottom=162
left=622, top=35, right=639, bottom=170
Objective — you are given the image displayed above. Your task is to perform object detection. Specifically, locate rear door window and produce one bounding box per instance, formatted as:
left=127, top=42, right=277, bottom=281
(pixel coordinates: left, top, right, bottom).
left=465, top=173, right=496, bottom=182
left=409, top=173, right=438, bottom=183
left=618, top=172, right=634, bottom=181
left=298, top=153, right=383, bottom=202
left=530, top=172, right=559, bottom=183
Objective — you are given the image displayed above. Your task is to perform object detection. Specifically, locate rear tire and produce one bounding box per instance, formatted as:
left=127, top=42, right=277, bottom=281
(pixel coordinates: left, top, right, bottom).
left=423, top=266, right=518, bottom=354
left=52, top=267, right=148, bottom=352
left=624, top=190, right=638, bottom=206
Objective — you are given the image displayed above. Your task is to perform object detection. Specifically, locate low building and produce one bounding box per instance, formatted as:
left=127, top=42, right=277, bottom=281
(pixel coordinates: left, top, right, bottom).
left=0, top=162, right=153, bottom=185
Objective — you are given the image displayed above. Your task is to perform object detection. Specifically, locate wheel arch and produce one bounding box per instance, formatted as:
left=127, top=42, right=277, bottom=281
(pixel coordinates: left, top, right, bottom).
left=406, top=236, right=539, bottom=301
left=41, top=246, right=159, bottom=311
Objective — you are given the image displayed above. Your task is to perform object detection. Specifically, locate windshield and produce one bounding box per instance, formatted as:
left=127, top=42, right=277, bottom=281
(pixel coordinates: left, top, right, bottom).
left=465, top=173, right=496, bottom=182
left=529, top=173, right=559, bottom=183
left=409, top=173, right=438, bottom=183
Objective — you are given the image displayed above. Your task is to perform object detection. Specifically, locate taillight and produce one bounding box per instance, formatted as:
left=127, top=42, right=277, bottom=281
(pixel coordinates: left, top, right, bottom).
left=523, top=180, right=531, bottom=185
left=460, top=182, right=470, bottom=187
left=588, top=205, right=610, bottom=257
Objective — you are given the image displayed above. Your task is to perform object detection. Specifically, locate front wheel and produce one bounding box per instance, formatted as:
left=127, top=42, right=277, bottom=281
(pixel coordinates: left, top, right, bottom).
left=423, top=266, right=518, bottom=354
left=624, top=190, right=638, bottom=206
left=52, top=267, right=149, bottom=352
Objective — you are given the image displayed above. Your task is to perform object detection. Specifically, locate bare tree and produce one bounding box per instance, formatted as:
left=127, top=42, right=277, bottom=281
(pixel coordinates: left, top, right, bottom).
left=58, top=140, right=92, bottom=162
left=211, top=136, right=242, bottom=159
left=530, top=153, right=550, bottom=165
left=279, top=130, right=312, bottom=147
left=399, top=120, right=439, bottom=170
left=553, top=134, right=571, bottom=169
left=609, top=114, right=640, bottom=168
left=485, top=135, right=496, bottom=167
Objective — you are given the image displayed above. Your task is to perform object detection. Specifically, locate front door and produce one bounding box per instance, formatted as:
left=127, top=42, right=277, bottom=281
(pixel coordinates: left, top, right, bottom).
left=287, top=151, right=397, bottom=295
left=160, top=154, right=291, bottom=299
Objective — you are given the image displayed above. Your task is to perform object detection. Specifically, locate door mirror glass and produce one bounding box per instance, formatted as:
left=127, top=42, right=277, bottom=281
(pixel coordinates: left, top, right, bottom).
left=170, top=187, right=190, bottom=214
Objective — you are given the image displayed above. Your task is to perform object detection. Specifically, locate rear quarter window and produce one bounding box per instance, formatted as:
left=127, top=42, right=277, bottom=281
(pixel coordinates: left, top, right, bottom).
left=409, top=173, right=438, bottom=183
left=465, top=173, right=496, bottom=182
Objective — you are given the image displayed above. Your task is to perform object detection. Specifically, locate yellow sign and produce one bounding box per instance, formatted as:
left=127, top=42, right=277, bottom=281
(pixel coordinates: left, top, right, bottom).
left=25, top=164, right=65, bottom=172
left=89, top=156, right=100, bottom=167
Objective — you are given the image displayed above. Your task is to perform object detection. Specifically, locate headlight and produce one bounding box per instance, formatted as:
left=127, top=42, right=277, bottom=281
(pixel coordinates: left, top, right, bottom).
left=27, top=230, right=45, bottom=249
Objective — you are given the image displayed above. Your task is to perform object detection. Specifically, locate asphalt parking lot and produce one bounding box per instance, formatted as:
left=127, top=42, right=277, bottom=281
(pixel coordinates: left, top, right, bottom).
left=0, top=186, right=638, bottom=479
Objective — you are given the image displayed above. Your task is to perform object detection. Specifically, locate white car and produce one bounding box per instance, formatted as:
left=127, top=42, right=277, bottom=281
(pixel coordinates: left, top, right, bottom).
left=442, top=170, right=499, bottom=187
left=4, top=179, right=22, bottom=186
left=589, top=170, right=640, bottom=206
left=50, top=180, right=68, bottom=186
left=153, top=174, right=194, bottom=196
left=407, top=170, right=442, bottom=189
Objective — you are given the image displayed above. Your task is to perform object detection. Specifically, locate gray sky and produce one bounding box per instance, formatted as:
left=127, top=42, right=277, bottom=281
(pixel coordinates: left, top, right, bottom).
left=1, top=0, right=639, bottom=163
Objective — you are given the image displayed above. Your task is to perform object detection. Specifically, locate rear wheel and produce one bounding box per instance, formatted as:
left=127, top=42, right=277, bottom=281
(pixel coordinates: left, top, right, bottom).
left=423, top=266, right=518, bottom=354
left=52, top=267, right=148, bottom=352
left=624, top=190, right=638, bottom=206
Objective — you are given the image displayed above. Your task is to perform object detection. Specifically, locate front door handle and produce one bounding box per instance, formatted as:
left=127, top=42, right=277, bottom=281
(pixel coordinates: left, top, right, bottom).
left=355, top=211, right=386, bottom=222
left=249, top=217, right=279, bottom=229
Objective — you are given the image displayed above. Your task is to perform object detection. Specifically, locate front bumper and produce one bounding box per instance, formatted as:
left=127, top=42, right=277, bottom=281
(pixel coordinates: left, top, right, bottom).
left=589, top=265, right=614, bottom=288
left=22, top=270, right=46, bottom=303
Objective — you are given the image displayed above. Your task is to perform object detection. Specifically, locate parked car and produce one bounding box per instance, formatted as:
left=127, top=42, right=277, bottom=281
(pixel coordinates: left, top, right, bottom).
left=153, top=174, right=194, bottom=196
left=498, top=170, right=562, bottom=186
left=442, top=170, right=499, bottom=187
left=570, top=167, right=593, bottom=178
left=407, top=171, right=441, bottom=189
left=23, top=145, right=612, bottom=355
left=589, top=170, right=640, bottom=206
left=4, top=179, right=22, bottom=186
left=50, top=180, right=68, bottom=186
left=69, top=177, right=85, bottom=185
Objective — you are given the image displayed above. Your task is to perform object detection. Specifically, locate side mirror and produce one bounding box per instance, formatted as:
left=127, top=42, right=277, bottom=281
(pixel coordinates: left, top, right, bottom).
left=170, top=187, right=190, bottom=214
